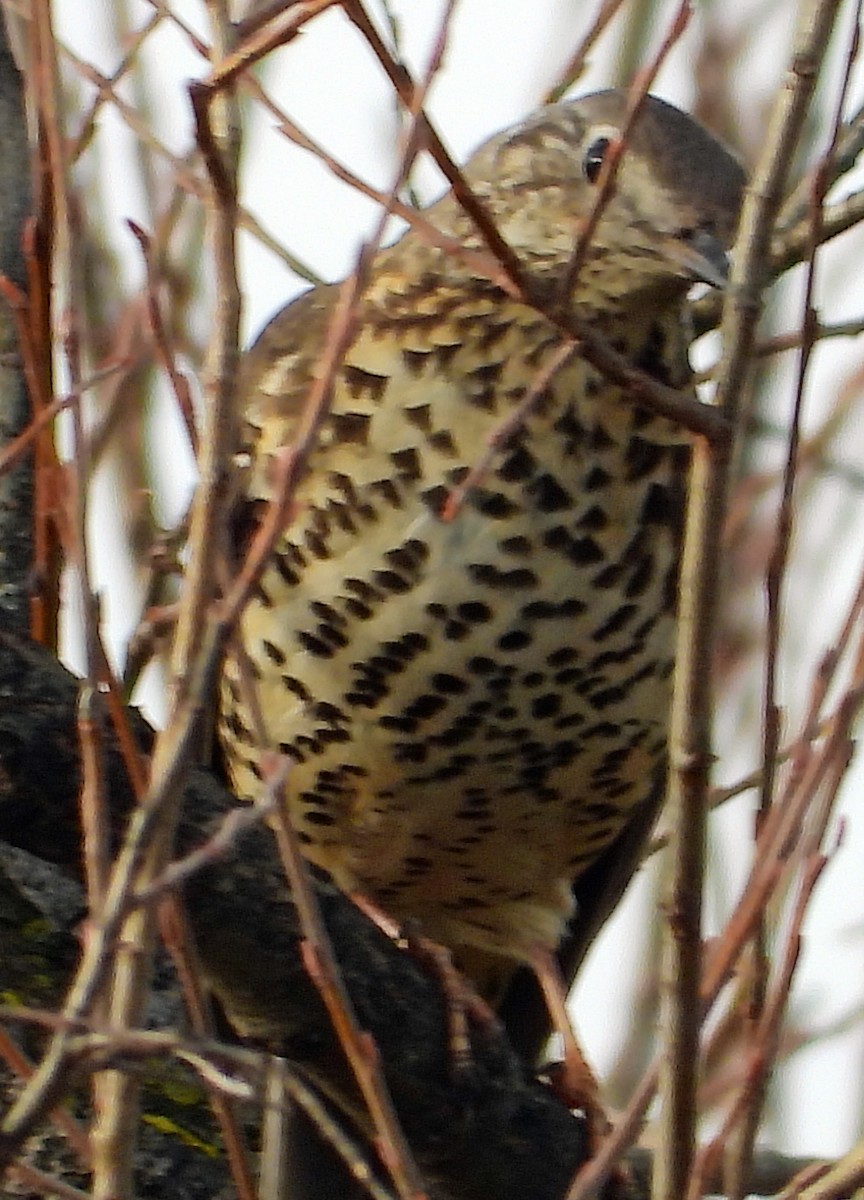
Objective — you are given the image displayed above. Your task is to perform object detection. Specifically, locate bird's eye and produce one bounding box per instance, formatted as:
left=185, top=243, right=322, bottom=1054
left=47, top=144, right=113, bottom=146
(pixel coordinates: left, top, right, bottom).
left=583, top=137, right=612, bottom=184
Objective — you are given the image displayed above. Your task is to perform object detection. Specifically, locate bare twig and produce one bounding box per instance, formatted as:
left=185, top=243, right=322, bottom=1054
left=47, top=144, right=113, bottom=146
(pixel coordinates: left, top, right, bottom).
left=725, top=19, right=860, bottom=1193
left=267, top=779, right=426, bottom=1200
left=654, top=3, right=845, bottom=1198
left=556, top=0, right=691, bottom=306
left=544, top=0, right=630, bottom=103
left=85, top=5, right=245, bottom=1191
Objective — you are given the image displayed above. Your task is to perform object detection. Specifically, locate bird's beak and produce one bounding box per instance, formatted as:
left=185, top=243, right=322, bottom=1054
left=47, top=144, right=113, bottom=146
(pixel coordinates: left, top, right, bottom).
left=661, top=228, right=731, bottom=290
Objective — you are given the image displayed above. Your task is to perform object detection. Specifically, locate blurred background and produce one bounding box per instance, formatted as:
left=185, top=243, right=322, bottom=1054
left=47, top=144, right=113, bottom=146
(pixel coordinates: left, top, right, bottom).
left=49, top=0, right=864, bottom=1161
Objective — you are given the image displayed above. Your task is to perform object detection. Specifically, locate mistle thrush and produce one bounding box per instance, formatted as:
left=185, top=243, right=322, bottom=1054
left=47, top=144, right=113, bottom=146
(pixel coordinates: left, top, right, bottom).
left=220, top=90, right=744, bottom=1075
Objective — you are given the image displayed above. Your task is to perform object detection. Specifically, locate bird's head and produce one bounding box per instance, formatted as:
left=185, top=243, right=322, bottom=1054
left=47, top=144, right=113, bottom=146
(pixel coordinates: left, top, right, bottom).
left=440, top=90, right=745, bottom=313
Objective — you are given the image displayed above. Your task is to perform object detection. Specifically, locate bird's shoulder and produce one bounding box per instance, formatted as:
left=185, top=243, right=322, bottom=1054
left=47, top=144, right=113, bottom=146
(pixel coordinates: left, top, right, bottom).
left=241, top=283, right=341, bottom=425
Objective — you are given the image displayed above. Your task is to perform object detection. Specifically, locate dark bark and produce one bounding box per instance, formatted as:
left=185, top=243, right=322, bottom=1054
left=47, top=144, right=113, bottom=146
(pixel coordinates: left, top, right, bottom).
left=0, top=631, right=590, bottom=1200
left=0, top=12, right=33, bottom=636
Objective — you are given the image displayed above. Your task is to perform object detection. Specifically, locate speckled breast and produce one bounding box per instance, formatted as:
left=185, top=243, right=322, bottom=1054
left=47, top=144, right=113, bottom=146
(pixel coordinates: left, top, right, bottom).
left=220, top=292, right=692, bottom=965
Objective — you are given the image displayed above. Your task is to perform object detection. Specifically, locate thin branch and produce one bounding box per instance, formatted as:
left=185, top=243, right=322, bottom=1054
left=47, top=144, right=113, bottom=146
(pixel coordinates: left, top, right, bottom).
left=556, top=0, right=692, bottom=307
left=655, top=3, right=845, bottom=1199
left=268, top=781, right=426, bottom=1200
left=86, top=5, right=245, bottom=1191
left=544, top=0, right=630, bottom=103
left=726, top=18, right=860, bottom=1192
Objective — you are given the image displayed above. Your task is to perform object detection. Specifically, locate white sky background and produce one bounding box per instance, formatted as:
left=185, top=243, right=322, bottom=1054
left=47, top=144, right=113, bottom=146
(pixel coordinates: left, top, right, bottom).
left=53, top=0, right=864, bottom=1163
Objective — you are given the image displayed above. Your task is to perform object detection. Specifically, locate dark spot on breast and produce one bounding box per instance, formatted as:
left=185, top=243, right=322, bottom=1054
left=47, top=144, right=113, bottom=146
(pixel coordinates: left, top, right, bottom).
left=385, top=542, right=426, bottom=574
left=389, top=631, right=429, bottom=658
left=343, top=364, right=388, bottom=400
left=281, top=676, right=311, bottom=702
left=370, top=478, right=403, bottom=509
left=390, top=446, right=422, bottom=481
left=401, top=348, right=429, bottom=376
left=625, top=555, right=655, bottom=597
left=592, top=604, right=638, bottom=641
left=432, top=673, right=468, bottom=694
left=345, top=598, right=373, bottom=619
left=542, top=525, right=604, bottom=566
left=497, top=444, right=536, bottom=482
left=345, top=690, right=380, bottom=708
left=312, top=701, right=347, bottom=724
left=466, top=389, right=497, bottom=413
left=405, top=403, right=432, bottom=431
left=584, top=465, right=611, bottom=491
left=394, top=741, right=428, bottom=763
left=379, top=714, right=417, bottom=733
left=542, top=526, right=569, bottom=551
left=433, top=343, right=460, bottom=370
left=499, top=535, right=532, bottom=556
left=590, top=424, right=615, bottom=450
left=343, top=577, right=380, bottom=602
left=625, top=436, right=666, bottom=481
left=372, top=569, right=411, bottom=594
left=478, top=320, right=511, bottom=350
left=262, top=639, right=286, bottom=665
left=634, top=613, right=660, bottom=641
left=529, top=472, right=572, bottom=512
left=253, top=581, right=273, bottom=608
left=592, top=562, right=623, bottom=588
left=458, top=601, right=492, bottom=622
left=432, top=723, right=476, bottom=748
left=577, top=505, right=607, bottom=531
left=553, top=404, right=586, bottom=446
left=471, top=360, right=504, bottom=386
left=330, top=410, right=372, bottom=445
left=468, top=656, right=496, bottom=675
left=521, top=600, right=556, bottom=620
left=406, top=693, right=447, bottom=721
left=317, top=623, right=348, bottom=649
left=428, top=428, right=457, bottom=456
left=498, top=629, right=532, bottom=651
left=273, top=554, right=300, bottom=586
left=470, top=489, right=520, bottom=519
left=468, top=563, right=538, bottom=589
left=420, top=484, right=448, bottom=516
left=326, top=499, right=358, bottom=534
left=310, top=600, right=345, bottom=627
left=297, top=631, right=335, bottom=658
left=641, top=482, right=677, bottom=526
left=531, top=693, right=562, bottom=719
left=328, top=471, right=359, bottom=505
left=304, top=809, right=338, bottom=827
left=583, top=721, right=620, bottom=739
left=304, top=530, right=331, bottom=559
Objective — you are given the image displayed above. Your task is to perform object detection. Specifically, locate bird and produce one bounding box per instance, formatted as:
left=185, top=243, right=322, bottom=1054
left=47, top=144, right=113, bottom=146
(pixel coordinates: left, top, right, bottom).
left=219, top=89, right=744, bottom=1118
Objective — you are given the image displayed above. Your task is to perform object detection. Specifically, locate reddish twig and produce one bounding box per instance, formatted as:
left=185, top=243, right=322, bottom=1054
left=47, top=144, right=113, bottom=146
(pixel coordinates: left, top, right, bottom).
left=126, top=220, right=199, bottom=456
left=265, top=765, right=427, bottom=1200
left=556, top=1, right=692, bottom=307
